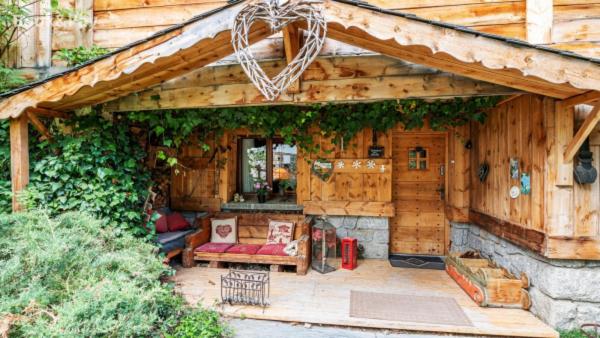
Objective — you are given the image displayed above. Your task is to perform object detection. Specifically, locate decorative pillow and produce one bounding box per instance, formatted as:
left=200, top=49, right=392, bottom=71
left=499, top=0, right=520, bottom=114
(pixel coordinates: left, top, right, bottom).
left=154, top=213, right=168, bottom=233
left=256, top=243, right=288, bottom=256
left=266, top=220, right=295, bottom=245
left=210, top=217, right=237, bottom=244
left=167, top=212, right=190, bottom=232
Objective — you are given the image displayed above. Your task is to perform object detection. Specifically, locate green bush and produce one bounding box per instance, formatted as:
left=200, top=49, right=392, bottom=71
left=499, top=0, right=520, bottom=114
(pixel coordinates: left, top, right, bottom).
left=166, top=309, right=233, bottom=338
left=17, top=115, right=151, bottom=236
left=0, top=211, right=229, bottom=337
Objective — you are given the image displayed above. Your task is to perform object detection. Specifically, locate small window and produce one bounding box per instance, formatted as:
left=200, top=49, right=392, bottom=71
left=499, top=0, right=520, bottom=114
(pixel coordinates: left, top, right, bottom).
left=238, top=138, right=297, bottom=195
left=408, top=147, right=428, bottom=171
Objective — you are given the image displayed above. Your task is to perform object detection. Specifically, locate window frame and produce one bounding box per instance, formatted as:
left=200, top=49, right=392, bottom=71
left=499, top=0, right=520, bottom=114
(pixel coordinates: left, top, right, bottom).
left=236, top=136, right=296, bottom=198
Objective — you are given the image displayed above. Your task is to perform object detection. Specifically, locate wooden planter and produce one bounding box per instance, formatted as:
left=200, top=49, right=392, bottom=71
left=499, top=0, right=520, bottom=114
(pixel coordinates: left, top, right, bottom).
left=445, top=253, right=531, bottom=309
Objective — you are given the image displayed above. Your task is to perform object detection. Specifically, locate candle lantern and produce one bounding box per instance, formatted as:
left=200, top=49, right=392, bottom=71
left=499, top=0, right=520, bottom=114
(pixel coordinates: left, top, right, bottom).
left=311, top=216, right=337, bottom=273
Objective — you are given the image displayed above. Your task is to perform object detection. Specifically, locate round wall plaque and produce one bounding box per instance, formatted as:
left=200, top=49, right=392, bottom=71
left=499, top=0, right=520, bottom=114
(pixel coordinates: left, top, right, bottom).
left=509, top=186, right=520, bottom=199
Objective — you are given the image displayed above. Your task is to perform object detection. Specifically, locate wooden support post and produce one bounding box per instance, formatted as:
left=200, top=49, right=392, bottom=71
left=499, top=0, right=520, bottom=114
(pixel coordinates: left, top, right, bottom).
left=554, top=101, right=574, bottom=186
left=564, top=105, right=600, bottom=163
left=10, top=115, right=29, bottom=212
left=282, top=24, right=301, bottom=94
left=545, top=98, right=574, bottom=238
left=526, top=0, right=553, bottom=44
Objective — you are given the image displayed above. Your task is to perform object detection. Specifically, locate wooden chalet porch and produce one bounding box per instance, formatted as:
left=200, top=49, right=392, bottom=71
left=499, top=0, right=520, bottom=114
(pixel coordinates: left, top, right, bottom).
left=173, top=260, right=558, bottom=338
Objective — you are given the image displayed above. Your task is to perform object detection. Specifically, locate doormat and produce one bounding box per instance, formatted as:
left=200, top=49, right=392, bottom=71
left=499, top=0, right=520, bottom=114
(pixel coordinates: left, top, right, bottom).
left=389, top=254, right=445, bottom=270
left=350, top=291, right=473, bottom=327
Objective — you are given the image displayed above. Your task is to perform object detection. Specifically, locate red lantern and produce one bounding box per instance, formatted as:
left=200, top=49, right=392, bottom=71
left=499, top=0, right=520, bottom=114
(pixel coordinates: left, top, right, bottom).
left=341, top=237, right=358, bottom=270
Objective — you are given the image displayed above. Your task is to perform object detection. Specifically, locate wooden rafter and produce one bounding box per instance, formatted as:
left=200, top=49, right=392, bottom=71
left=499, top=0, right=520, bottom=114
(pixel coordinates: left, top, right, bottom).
left=27, top=111, right=52, bottom=141
left=496, top=94, right=524, bottom=107
left=282, top=23, right=301, bottom=94
left=561, top=90, right=600, bottom=108
left=564, top=104, right=600, bottom=163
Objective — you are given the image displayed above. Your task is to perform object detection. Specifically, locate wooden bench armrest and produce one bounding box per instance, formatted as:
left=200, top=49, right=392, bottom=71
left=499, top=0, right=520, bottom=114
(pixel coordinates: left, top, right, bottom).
left=296, top=216, right=313, bottom=275
left=182, top=214, right=211, bottom=267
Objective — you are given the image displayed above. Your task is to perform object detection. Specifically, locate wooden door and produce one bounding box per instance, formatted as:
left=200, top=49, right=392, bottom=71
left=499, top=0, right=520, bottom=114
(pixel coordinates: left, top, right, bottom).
left=391, top=132, right=447, bottom=255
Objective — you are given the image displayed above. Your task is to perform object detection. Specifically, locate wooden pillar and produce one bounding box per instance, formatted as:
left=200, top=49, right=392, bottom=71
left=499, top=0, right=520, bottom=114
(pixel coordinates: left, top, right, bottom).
left=526, top=0, right=553, bottom=44
left=10, top=115, right=29, bottom=212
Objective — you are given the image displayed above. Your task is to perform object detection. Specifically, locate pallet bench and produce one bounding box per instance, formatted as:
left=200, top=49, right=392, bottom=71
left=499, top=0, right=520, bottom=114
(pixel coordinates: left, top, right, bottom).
left=182, top=212, right=312, bottom=275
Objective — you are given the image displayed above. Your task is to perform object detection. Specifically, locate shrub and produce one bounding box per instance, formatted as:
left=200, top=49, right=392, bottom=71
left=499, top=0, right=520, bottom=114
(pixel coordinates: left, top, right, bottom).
left=166, top=309, right=233, bottom=338
left=19, top=114, right=151, bottom=236
left=0, top=211, right=229, bottom=337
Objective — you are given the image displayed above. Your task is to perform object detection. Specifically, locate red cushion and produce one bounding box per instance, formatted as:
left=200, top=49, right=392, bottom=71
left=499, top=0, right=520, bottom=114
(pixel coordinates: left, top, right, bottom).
left=154, top=213, right=168, bottom=233
left=256, top=244, right=288, bottom=256
left=226, top=244, right=262, bottom=255
left=195, top=242, right=233, bottom=254
left=167, top=212, right=190, bottom=232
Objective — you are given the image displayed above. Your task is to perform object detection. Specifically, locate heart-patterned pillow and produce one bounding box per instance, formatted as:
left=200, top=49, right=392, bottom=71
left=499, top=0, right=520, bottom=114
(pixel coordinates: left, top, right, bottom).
left=232, top=0, right=327, bottom=101
left=211, top=217, right=237, bottom=244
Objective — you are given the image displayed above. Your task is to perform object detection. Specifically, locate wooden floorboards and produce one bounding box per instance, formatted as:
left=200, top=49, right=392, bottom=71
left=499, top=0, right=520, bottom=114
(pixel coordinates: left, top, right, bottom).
left=173, top=260, right=558, bottom=338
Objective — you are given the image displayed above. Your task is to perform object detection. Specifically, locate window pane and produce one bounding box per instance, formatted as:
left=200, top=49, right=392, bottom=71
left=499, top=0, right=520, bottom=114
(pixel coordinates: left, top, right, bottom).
left=272, top=141, right=297, bottom=194
left=241, top=138, right=267, bottom=193
left=420, top=160, right=427, bottom=170
left=408, top=159, right=417, bottom=169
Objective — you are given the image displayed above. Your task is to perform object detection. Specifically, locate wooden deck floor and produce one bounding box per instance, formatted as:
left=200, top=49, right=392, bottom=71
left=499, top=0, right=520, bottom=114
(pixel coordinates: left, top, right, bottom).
left=173, top=260, right=558, bottom=338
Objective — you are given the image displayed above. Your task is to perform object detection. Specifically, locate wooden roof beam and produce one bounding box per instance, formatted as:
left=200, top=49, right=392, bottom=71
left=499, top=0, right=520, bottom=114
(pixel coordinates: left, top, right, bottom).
left=282, top=23, right=301, bottom=94
left=561, top=91, right=600, bottom=108
left=25, top=107, right=69, bottom=119
left=564, top=104, right=600, bottom=163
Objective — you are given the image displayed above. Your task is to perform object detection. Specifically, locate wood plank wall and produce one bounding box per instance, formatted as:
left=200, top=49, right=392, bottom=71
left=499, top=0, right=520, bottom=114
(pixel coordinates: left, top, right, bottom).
left=299, top=128, right=394, bottom=217
left=470, top=95, right=545, bottom=232
left=550, top=1, right=600, bottom=58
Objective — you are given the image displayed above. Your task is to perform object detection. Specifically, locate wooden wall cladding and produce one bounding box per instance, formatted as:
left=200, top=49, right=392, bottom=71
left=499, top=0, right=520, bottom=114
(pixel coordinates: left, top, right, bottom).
left=88, top=0, right=527, bottom=50
left=470, top=95, right=545, bottom=232
left=549, top=1, right=600, bottom=58
left=299, top=128, right=394, bottom=217
left=170, top=137, right=221, bottom=212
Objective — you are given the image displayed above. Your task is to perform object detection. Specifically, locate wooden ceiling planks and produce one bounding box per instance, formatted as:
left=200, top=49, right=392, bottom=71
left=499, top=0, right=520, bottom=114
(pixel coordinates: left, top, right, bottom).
left=2, top=0, right=600, bottom=119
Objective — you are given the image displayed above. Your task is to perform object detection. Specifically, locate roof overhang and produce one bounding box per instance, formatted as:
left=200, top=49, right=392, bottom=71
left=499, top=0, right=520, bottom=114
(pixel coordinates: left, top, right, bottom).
left=1, top=0, right=600, bottom=119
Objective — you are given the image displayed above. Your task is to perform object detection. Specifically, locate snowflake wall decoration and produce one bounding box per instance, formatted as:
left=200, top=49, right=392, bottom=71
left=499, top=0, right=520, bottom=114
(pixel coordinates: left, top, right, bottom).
left=366, top=160, right=376, bottom=169
left=336, top=160, right=345, bottom=169
left=352, top=160, right=362, bottom=169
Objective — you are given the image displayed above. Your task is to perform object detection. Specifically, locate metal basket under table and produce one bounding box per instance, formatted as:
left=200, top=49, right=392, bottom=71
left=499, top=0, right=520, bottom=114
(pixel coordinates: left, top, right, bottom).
left=221, top=269, right=270, bottom=307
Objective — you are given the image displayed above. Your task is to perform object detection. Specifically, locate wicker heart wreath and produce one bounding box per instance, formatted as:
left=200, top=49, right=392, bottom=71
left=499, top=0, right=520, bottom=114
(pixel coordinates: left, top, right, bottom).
left=232, top=0, right=327, bottom=101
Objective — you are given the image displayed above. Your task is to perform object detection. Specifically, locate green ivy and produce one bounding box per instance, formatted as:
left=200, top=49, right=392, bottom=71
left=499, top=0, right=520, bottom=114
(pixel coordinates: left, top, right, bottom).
left=0, top=114, right=152, bottom=236
left=53, top=45, right=110, bottom=67
left=127, top=97, right=499, bottom=158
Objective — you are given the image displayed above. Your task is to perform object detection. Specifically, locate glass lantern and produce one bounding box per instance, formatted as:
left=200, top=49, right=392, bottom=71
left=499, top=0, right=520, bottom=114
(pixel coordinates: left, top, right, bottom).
left=311, top=217, right=337, bottom=274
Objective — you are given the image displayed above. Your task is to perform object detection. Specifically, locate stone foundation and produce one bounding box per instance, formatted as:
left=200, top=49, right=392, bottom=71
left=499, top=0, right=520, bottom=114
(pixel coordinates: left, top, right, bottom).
left=451, top=222, right=600, bottom=330
left=326, top=216, right=389, bottom=259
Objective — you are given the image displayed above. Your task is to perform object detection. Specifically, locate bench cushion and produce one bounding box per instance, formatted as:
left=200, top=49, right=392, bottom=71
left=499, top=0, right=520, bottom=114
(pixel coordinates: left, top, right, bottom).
left=226, top=244, right=262, bottom=255
left=157, top=229, right=195, bottom=253
left=256, top=243, right=288, bottom=256
left=195, top=242, right=233, bottom=254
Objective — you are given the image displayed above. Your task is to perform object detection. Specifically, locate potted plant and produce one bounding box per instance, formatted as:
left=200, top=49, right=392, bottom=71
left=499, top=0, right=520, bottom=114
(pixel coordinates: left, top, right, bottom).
left=254, top=181, right=271, bottom=203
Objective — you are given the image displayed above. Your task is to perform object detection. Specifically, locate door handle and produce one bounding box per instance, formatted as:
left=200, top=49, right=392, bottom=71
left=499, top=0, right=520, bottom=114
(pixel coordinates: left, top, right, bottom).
left=436, top=186, right=445, bottom=200
left=439, top=164, right=445, bottom=177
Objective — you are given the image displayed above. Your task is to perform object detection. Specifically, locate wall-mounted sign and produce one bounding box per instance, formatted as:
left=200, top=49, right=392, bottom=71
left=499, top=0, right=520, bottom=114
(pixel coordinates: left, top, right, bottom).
left=368, top=146, right=384, bottom=158
left=520, top=173, right=531, bottom=195
left=510, top=158, right=520, bottom=179
left=311, top=159, right=334, bottom=182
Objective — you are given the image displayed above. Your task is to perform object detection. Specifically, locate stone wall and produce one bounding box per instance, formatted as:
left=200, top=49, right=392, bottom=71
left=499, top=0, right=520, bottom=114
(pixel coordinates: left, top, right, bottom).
left=451, top=222, right=600, bottom=330
left=326, top=216, right=389, bottom=259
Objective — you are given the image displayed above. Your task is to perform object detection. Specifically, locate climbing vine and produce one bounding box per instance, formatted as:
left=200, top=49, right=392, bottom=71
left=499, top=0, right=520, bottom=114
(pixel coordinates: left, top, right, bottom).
left=126, top=96, right=499, bottom=163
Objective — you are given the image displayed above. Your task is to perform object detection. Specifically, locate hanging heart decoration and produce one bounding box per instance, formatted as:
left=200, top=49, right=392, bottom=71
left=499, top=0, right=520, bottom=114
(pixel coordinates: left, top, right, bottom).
left=232, top=0, right=327, bottom=101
